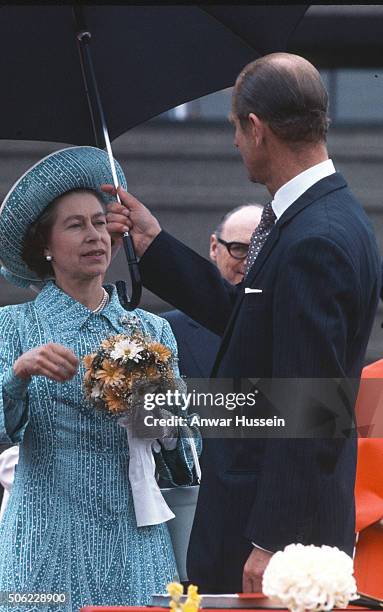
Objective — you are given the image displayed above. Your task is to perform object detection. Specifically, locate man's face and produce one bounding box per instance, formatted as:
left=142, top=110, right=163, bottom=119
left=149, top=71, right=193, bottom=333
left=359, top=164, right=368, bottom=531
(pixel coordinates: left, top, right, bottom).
left=210, top=206, right=262, bottom=284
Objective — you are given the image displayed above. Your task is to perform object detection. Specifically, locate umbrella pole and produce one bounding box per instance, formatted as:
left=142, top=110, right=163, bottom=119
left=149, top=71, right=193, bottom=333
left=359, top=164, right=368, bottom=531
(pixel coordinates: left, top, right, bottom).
left=73, top=8, right=142, bottom=311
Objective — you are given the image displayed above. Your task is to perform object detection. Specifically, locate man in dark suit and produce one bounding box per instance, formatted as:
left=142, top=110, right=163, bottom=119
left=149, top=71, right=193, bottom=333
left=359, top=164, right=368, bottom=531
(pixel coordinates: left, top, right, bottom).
left=163, top=204, right=262, bottom=378
left=105, top=53, right=381, bottom=592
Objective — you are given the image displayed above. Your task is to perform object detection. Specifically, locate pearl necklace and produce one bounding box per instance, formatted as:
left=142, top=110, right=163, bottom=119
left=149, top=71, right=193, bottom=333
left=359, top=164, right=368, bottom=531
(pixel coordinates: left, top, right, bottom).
left=92, top=288, right=110, bottom=314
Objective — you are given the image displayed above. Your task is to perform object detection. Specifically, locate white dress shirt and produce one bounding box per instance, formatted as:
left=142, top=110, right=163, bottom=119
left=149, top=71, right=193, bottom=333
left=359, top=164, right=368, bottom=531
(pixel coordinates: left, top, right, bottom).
left=271, top=159, right=336, bottom=221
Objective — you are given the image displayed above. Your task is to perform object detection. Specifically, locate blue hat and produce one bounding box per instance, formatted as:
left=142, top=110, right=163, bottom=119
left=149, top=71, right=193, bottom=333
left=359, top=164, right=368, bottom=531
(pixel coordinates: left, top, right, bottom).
left=0, top=146, right=127, bottom=288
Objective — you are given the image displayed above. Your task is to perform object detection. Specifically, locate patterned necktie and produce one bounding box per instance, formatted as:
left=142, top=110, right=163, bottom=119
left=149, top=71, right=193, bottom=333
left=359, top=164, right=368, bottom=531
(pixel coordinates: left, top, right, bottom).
left=245, top=202, right=276, bottom=276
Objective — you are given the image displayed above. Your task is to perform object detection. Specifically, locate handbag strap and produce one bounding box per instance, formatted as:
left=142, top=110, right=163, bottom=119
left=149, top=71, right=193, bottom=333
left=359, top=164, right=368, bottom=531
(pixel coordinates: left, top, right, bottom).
left=189, top=436, right=201, bottom=484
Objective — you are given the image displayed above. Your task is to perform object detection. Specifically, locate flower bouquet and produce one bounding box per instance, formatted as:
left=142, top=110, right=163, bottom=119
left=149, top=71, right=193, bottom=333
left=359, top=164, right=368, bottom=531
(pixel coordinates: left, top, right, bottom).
left=82, top=327, right=180, bottom=527
left=83, top=328, right=176, bottom=417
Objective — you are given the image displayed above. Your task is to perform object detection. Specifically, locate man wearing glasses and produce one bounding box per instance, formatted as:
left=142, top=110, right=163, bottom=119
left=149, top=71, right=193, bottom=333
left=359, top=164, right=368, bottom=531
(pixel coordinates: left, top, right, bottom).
left=210, top=204, right=262, bottom=285
left=163, top=204, right=262, bottom=379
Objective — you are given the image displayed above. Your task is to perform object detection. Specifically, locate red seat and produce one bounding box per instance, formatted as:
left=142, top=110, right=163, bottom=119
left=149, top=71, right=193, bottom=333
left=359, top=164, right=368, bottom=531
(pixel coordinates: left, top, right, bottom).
left=354, top=360, right=383, bottom=598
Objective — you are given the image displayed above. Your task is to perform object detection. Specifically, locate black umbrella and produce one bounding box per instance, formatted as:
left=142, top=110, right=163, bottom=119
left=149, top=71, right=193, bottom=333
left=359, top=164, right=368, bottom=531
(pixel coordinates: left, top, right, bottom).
left=0, top=5, right=308, bottom=308
left=289, top=5, right=383, bottom=68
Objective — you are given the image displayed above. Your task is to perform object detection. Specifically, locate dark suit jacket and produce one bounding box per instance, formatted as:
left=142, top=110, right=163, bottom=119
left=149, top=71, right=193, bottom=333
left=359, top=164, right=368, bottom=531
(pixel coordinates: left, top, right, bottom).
left=140, top=173, right=381, bottom=592
left=162, top=310, right=220, bottom=378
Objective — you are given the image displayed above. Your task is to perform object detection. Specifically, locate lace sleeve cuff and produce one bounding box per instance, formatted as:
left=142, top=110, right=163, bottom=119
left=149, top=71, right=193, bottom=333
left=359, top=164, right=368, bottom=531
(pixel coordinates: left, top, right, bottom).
left=3, top=367, right=30, bottom=400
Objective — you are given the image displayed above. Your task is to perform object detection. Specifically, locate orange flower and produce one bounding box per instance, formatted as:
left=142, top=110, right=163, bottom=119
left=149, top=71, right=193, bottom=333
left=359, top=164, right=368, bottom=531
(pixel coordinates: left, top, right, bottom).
left=94, top=359, right=125, bottom=387
left=119, top=369, right=142, bottom=391
left=103, top=387, right=126, bottom=413
left=101, top=334, right=126, bottom=351
left=149, top=342, right=172, bottom=362
left=83, top=369, right=94, bottom=387
left=100, top=338, right=114, bottom=350
left=83, top=353, right=97, bottom=369
left=144, top=365, right=161, bottom=379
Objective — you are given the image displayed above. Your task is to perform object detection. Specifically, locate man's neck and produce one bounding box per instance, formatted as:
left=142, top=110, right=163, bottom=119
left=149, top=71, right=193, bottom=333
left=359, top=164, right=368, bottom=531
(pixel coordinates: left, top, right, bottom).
left=266, top=144, right=329, bottom=197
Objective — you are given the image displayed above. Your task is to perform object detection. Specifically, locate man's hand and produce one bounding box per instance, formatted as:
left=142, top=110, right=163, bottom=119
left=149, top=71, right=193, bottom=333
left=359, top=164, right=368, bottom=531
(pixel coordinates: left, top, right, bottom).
left=242, top=547, right=273, bottom=593
left=102, top=185, right=162, bottom=257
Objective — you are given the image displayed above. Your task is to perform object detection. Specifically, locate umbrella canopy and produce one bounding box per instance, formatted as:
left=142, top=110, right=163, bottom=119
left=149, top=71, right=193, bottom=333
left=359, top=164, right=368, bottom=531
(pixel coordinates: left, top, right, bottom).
left=289, top=5, right=383, bottom=67
left=0, top=5, right=307, bottom=146
left=0, top=4, right=308, bottom=310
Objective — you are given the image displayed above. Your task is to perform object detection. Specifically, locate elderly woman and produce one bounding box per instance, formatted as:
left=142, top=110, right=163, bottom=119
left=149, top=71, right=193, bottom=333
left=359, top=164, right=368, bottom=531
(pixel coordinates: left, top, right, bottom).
left=0, top=147, right=199, bottom=610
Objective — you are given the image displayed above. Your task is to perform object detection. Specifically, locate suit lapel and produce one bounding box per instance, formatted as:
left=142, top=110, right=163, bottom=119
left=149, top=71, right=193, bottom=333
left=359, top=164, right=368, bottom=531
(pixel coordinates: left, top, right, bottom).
left=246, top=173, right=347, bottom=287
left=211, top=225, right=281, bottom=376
left=211, top=172, right=348, bottom=377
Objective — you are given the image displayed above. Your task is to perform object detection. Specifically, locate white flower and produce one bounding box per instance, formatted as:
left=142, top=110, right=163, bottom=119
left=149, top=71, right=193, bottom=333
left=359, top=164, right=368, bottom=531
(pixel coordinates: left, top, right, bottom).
left=110, top=339, right=144, bottom=362
left=90, top=383, right=103, bottom=399
left=262, top=544, right=357, bottom=612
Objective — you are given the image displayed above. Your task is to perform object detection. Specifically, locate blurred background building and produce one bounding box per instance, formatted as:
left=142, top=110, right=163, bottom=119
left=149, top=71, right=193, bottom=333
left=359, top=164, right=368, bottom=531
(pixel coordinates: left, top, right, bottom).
left=0, top=5, right=382, bottom=362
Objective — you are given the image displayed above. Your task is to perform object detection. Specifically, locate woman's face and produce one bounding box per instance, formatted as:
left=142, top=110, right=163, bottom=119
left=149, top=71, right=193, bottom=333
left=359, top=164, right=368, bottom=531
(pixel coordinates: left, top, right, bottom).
left=45, top=191, right=111, bottom=284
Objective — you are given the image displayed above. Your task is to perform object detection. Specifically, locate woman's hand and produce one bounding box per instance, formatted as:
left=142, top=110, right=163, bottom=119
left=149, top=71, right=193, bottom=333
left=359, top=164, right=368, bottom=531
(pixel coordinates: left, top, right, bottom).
left=13, top=343, right=79, bottom=383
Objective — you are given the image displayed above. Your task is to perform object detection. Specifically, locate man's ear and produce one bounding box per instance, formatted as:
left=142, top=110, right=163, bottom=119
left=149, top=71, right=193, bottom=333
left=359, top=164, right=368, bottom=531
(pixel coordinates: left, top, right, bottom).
left=210, top=234, right=218, bottom=263
left=248, top=113, right=265, bottom=146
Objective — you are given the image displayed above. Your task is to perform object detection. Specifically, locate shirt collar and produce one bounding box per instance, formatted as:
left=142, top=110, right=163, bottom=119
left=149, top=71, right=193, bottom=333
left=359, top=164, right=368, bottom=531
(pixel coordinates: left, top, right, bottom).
left=33, top=280, right=136, bottom=336
left=271, top=159, right=336, bottom=221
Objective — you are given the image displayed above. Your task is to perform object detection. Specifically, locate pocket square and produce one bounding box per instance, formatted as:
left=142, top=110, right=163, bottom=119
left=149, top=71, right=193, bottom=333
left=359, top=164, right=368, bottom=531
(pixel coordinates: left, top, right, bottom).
left=245, top=287, right=263, bottom=294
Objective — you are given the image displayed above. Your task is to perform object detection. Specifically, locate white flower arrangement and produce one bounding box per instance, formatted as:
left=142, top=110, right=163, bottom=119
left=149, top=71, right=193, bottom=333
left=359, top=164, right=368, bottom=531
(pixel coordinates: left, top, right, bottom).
left=262, top=544, right=357, bottom=612
left=110, top=338, right=144, bottom=362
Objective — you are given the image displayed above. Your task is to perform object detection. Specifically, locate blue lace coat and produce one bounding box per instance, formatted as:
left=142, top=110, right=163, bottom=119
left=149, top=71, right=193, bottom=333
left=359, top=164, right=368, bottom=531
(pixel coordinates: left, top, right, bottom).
left=0, top=281, right=200, bottom=611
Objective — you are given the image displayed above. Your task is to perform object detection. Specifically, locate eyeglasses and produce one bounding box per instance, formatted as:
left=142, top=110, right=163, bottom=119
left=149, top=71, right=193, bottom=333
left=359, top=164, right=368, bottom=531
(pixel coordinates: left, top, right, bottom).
left=216, top=237, right=250, bottom=260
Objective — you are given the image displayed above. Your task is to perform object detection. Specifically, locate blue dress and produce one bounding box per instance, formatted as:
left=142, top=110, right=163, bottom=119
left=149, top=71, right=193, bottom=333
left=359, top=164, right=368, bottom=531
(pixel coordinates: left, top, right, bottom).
left=0, top=282, right=198, bottom=611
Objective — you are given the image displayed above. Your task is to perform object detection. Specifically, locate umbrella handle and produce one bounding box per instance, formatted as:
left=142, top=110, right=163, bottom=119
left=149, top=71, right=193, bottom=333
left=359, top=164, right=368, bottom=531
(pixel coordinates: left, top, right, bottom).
left=118, top=233, right=142, bottom=311
left=73, top=6, right=142, bottom=310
